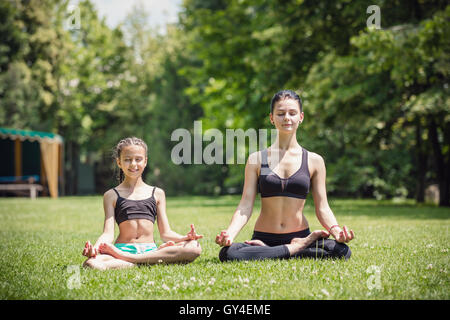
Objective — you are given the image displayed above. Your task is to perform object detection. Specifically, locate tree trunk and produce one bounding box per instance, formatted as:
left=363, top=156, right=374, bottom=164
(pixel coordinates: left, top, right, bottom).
left=428, top=116, right=449, bottom=206
left=443, top=121, right=450, bottom=206
left=415, top=118, right=426, bottom=202
left=65, top=140, right=79, bottom=195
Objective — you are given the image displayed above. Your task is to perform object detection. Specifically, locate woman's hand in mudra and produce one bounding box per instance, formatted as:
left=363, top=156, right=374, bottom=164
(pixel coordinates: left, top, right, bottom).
left=215, top=230, right=233, bottom=247
left=331, top=225, right=355, bottom=243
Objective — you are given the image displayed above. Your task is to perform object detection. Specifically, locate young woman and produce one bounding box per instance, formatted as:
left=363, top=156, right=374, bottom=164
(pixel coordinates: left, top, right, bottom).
left=82, top=137, right=202, bottom=270
left=216, top=90, right=355, bottom=261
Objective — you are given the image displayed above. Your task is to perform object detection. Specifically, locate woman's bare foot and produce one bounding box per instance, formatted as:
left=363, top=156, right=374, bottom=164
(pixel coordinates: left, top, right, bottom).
left=286, top=230, right=329, bottom=256
left=244, top=239, right=267, bottom=246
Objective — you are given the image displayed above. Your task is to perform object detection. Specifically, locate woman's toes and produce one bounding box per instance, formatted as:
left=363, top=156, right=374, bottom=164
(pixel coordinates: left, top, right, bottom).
left=245, top=240, right=266, bottom=246
left=310, top=230, right=328, bottom=241
left=290, top=237, right=307, bottom=246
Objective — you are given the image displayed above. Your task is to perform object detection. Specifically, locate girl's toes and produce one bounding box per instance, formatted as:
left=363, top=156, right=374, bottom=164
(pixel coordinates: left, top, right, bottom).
left=159, top=241, right=176, bottom=249
left=99, top=243, right=108, bottom=253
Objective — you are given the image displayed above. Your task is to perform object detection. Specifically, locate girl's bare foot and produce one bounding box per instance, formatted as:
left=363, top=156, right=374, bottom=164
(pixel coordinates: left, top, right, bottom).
left=158, top=241, right=176, bottom=249
left=244, top=239, right=267, bottom=246
left=98, top=243, right=121, bottom=258
left=287, top=230, right=329, bottom=256
left=83, top=258, right=106, bottom=270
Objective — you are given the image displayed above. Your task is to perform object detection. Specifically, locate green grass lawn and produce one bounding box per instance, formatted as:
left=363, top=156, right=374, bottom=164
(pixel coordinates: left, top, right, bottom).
left=0, top=195, right=448, bottom=300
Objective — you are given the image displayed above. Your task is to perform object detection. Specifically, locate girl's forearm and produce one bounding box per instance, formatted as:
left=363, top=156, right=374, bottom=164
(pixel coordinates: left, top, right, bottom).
left=94, top=233, right=114, bottom=248
left=160, top=230, right=186, bottom=243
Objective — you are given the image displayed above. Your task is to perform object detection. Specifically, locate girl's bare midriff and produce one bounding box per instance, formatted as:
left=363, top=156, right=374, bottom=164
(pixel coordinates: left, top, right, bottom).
left=115, top=219, right=155, bottom=243
left=254, top=197, right=309, bottom=233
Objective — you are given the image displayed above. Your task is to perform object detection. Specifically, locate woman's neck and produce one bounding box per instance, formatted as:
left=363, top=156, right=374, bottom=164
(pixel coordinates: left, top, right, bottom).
left=273, top=131, right=301, bottom=151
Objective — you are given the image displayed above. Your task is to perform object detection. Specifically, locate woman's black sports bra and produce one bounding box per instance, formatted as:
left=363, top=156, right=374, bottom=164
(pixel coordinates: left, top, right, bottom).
left=113, top=187, right=157, bottom=225
left=258, top=147, right=310, bottom=199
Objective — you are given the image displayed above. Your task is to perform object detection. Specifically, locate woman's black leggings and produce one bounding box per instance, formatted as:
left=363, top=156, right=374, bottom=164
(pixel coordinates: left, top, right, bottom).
left=219, top=229, right=351, bottom=262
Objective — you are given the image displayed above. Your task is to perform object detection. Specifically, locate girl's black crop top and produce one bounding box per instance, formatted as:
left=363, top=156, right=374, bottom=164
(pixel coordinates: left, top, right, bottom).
left=113, top=187, right=157, bottom=225
left=258, top=147, right=310, bottom=199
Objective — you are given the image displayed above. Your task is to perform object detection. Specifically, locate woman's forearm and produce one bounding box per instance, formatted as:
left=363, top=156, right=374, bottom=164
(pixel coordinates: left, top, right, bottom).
left=227, top=206, right=252, bottom=239
left=316, top=207, right=353, bottom=242
left=315, top=206, right=339, bottom=231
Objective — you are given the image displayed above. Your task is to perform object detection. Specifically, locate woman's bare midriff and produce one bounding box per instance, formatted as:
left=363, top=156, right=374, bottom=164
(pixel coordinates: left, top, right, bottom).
left=114, top=219, right=155, bottom=243
left=254, top=197, right=309, bottom=233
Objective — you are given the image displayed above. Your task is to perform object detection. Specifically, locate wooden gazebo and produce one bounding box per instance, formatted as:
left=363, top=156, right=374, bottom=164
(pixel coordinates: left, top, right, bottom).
left=0, top=128, right=64, bottom=198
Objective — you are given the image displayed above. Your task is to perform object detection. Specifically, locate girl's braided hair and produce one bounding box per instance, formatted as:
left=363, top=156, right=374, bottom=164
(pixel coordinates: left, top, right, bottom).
left=113, top=137, right=148, bottom=183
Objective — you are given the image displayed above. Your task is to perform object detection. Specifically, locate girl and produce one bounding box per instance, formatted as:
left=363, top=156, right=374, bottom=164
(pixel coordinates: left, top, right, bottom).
left=83, top=137, right=202, bottom=270
left=216, top=90, right=355, bottom=262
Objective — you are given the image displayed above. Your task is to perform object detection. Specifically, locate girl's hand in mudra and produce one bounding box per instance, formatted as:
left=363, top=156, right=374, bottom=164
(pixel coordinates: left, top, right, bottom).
left=82, top=241, right=98, bottom=258
left=184, top=224, right=203, bottom=241
left=331, top=225, right=355, bottom=243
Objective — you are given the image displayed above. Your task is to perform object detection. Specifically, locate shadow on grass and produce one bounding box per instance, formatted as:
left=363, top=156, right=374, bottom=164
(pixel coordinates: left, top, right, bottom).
left=192, top=257, right=221, bottom=265
left=6, top=195, right=446, bottom=221
left=168, top=196, right=450, bottom=220
left=168, top=195, right=450, bottom=220
left=325, top=199, right=450, bottom=220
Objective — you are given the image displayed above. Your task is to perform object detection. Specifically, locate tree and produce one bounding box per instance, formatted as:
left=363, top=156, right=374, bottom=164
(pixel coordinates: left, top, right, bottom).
left=306, top=5, right=450, bottom=205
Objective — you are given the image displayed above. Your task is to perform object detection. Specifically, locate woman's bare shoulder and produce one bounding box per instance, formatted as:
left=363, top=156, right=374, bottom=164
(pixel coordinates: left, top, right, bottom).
left=306, top=150, right=326, bottom=173
left=307, top=150, right=324, bottom=162
left=247, top=150, right=261, bottom=167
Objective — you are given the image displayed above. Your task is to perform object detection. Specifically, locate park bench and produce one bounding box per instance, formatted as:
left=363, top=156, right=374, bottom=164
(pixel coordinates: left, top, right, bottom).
left=0, top=175, right=44, bottom=199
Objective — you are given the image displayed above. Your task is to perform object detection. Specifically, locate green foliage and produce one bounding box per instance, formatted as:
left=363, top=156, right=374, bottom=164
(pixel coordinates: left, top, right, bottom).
left=0, top=0, right=66, bottom=131
left=304, top=4, right=449, bottom=199
left=0, top=0, right=448, bottom=202
left=179, top=0, right=449, bottom=202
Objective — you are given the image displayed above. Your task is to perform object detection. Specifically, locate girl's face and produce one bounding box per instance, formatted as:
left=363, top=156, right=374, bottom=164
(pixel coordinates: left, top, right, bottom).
left=270, top=98, right=303, bottom=133
left=116, top=145, right=147, bottom=179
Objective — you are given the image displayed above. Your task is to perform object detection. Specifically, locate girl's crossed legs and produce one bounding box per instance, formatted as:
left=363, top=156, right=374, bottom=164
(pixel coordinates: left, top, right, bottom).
left=83, top=240, right=201, bottom=270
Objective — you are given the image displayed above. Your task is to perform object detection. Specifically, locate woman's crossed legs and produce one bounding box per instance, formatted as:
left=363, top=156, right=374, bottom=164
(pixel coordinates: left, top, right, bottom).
left=219, top=229, right=351, bottom=262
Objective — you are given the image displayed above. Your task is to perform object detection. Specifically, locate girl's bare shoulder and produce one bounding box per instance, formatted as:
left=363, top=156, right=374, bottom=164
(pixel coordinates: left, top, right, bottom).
left=104, top=188, right=116, bottom=196
left=151, top=186, right=165, bottom=202
left=103, top=188, right=118, bottom=204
